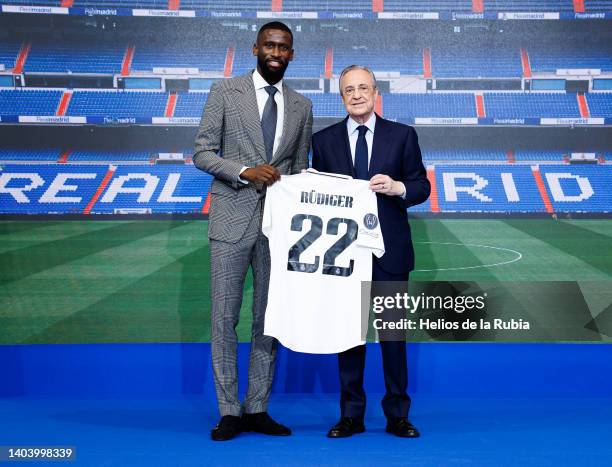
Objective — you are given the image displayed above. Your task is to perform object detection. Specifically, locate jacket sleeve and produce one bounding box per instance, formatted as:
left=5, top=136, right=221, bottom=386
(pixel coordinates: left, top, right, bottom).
left=311, top=132, right=325, bottom=172
left=193, top=82, right=244, bottom=189
left=400, top=126, right=430, bottom=208
left=291, top=100, right=313, bottom=174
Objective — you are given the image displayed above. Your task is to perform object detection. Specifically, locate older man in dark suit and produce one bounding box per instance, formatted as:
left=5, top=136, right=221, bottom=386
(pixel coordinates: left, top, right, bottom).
left=312, top=64, right=430, bottom=438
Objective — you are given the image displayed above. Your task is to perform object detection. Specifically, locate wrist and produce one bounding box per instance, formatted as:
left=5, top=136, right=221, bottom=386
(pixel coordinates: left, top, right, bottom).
left=393, top=181, right=405, bottom=197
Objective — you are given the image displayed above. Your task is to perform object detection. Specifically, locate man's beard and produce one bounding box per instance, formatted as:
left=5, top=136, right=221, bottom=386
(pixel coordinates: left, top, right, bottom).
left=258, top=56, right=287, bottom=80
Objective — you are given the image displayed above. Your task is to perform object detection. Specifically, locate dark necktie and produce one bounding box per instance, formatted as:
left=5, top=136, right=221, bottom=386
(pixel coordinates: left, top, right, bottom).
left=354, top=125, right=369, bottom=180
left=261, top=85, right=278, bottom=162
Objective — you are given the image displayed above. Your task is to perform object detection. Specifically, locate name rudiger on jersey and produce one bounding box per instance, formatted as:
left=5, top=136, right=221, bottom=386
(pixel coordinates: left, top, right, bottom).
left=300, top=189, right=354, bottom=208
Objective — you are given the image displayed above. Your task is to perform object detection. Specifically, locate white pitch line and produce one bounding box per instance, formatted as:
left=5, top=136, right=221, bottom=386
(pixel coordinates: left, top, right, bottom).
left=414, top=241, right=523, bottom=272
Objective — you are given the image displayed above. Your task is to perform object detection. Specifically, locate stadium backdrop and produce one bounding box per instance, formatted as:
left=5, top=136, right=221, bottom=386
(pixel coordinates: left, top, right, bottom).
left=0, top=0, right=611, bottom=396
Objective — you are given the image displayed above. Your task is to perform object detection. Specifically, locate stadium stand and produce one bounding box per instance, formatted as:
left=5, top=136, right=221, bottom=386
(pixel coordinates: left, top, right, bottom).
left=587, top=1, right=612, bottom=13
left=69, top=151, right=153, bottom=161
left=0, top=0, right=62, bottom=5
left=423, top=150, right=508, bottom=162
left=72, top=0, right=167, bottom=8
left=0, top=148, right=596, bottom=164
left=283, top=0, right=371, bottom=11
left=529, top=44, right=612, bottom=73
left=0, top=89, right=62, bottom=116
left=484, top=1, right=574, bottom=12
left=333, top=45, right=422, bottom=76
left=383, top=0, right=472, bottom=11
left=178, top=0, right=269, bottom=10
left=513, top=150, right=568, bottom=162
left=484, top=92, right=580, bottom=118
left=173, top=92, right=207, bottom=118
left=4, top=89, right=607, bottom=120
left=431, top=45, right=522, bottom=78
left=0, top=149, right=60, bottom=161
left=585, top=93, right=612, bottom=118
left=306, top=93, right=347, bottom=118
left=384, top=93, right=477, bottom=119
left=25, top=42, right=125, bottom=74
left=0, top=42, right=20, bottom=71
left=130, top=44, right=225, bottom=73
left=5, top=36, right=612, bottom=81
left=66, top=91, right=167, bottom=117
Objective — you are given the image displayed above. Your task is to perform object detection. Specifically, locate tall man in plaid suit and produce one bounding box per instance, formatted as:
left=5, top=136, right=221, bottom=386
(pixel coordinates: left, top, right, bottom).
left=193, top=22, right=313, bottom=441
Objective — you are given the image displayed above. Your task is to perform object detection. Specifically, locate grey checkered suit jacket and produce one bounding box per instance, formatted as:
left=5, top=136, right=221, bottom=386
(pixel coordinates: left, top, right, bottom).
left=193, top=72, right=313, bottom=243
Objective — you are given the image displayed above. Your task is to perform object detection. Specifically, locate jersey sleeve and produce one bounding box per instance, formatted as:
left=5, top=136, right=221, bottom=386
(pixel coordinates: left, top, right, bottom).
left=355, top=187, right=385, bottom=258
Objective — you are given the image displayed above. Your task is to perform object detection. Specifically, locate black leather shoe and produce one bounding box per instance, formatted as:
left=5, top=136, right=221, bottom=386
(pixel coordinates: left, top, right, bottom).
left=241, top=412, right=291, bottom=436
left=211, top=415, right=242, bottom=441
left=327, top=417, right=365, bottom=438
left=386, top=418, right=420, bottom=438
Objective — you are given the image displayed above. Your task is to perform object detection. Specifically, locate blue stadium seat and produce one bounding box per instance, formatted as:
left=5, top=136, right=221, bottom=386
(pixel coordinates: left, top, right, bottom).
left=0, top=150, right=59, bottom=162
left=586, top=93, right=612, bottom=118
left=67, top=91, right=167, bottom=117
left=432, top=45, right=522, bottom=78
left=333, top=45, right=422, bottom=76
left=25, top=41, right=124, bottom=74
left=283, top=0, right=371, bottom=10
left=0, top=89, right=61, bottom=116
left=423, top=150, right=507, bottom=162
left=72, top=0, right=167, bottom=8
left=173, top=92, right=208, bottom=118
left=586, top=0, right=612, bottom=12
left=485, top=1, right=574, bottom=11
left=384, top=0, right=472, bottom=11
left=131, top=43, right=225, bottom=72
left=179, top=0, right=269, bottom=9
left=384, top=93, right=477, bottom=119
left=484, top=92, right=580, bottom=118
left=0, top=0, right=61, bottom=5
left=304, top=93, right=346, bottom=118
left=0, top=41, right=21, bottom=71
left=69, top=151, right=153, bottom=162
left=513, top=151, right=566, bottom=162
left=529, top=44, right=612, bottom=73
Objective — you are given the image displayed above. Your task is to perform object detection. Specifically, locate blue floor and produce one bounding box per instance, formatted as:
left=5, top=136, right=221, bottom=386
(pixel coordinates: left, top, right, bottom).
left=2, top=395, right=611, bottom=466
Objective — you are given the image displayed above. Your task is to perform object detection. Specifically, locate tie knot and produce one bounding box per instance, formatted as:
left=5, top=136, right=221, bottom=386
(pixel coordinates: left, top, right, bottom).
left=265, top=86, right=277, bottom=97
left=357, top=125, right=368, bottom=136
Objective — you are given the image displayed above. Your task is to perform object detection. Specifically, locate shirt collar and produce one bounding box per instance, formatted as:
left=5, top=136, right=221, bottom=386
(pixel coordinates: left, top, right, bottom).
left=252, top=69, right=283, bottom=95
left=347, top=112, right=376, bottom=135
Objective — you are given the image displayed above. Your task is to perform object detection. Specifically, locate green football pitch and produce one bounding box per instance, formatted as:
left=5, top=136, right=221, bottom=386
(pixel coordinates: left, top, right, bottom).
left=0, top=219, right=610, bottom=344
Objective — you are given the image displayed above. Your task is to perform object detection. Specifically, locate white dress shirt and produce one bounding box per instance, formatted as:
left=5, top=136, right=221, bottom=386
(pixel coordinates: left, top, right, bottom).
left=253, top=68, right=284, bottom=157
left=347, top=112, right=376, bottom=166
left=239, top=70, right=285, bottom=182
left=346, top=112, right=406, bottom=197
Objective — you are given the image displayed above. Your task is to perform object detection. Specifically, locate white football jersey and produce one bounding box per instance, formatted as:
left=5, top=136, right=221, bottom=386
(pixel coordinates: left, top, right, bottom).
left=262, top=169, right=385, bottom=354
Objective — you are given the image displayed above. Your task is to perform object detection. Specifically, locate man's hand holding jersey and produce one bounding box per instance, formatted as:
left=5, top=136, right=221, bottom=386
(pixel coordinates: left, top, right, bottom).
left=241, top=164, right=281, bottom=186
left=369, top=174, right=406, bottom=197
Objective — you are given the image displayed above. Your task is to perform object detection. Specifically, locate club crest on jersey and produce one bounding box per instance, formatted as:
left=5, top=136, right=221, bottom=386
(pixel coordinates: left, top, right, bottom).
left=363, top=213, right=379, bottom=230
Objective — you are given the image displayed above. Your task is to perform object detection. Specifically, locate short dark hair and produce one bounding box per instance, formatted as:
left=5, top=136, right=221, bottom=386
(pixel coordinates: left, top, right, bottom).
left=257, top=21, right=293, bottom=43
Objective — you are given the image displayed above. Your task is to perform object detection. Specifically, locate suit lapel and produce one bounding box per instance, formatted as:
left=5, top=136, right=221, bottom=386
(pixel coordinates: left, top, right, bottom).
left=336, top=116, right=355, bottom=177
left=234, top=73, right=267, bottom=164
left=369, top=114, right=390, bottom=178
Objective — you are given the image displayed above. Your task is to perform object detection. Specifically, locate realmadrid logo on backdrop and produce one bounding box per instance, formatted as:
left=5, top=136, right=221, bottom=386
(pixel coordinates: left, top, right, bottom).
left=363, top=213, right=379, bottom=230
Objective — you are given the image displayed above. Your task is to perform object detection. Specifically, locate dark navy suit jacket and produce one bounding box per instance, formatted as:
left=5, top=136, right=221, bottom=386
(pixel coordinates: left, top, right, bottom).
left=312, top=115, right=430, bottom=274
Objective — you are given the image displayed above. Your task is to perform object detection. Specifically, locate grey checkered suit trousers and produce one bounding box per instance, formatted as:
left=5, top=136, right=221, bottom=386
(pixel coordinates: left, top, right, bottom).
left=209, top=200, right=275, bottom=416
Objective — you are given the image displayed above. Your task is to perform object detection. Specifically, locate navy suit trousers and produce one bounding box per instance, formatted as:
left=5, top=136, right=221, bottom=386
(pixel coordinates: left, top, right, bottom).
left=338, top=259, right=411, bottom=420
